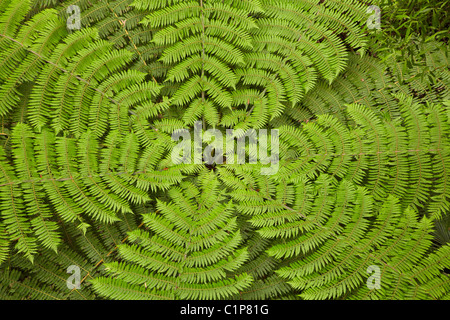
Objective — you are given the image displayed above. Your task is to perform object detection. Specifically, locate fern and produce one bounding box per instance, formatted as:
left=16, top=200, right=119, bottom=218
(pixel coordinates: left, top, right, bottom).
left=92, top=172, right=253, bottom=300
left=0, top=0, right=449, bottom=301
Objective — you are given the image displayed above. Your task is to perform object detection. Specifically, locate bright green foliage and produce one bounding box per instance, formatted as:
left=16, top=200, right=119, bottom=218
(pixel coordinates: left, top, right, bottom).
left=92, top=171, right=253, bottom=300
left=0, top=0, right=449, bottom=301
left=134, top=0, right=369, bottom=127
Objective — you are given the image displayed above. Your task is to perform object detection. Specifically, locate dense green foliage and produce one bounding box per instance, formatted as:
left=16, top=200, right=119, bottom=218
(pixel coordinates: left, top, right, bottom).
left=0, top=0, right=449, bottom=300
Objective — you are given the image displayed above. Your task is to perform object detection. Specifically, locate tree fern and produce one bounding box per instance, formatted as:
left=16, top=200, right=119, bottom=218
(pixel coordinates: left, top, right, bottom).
left=92, top=171, right=253, bottom=300
left=0, top=0, right=448, bottom=302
